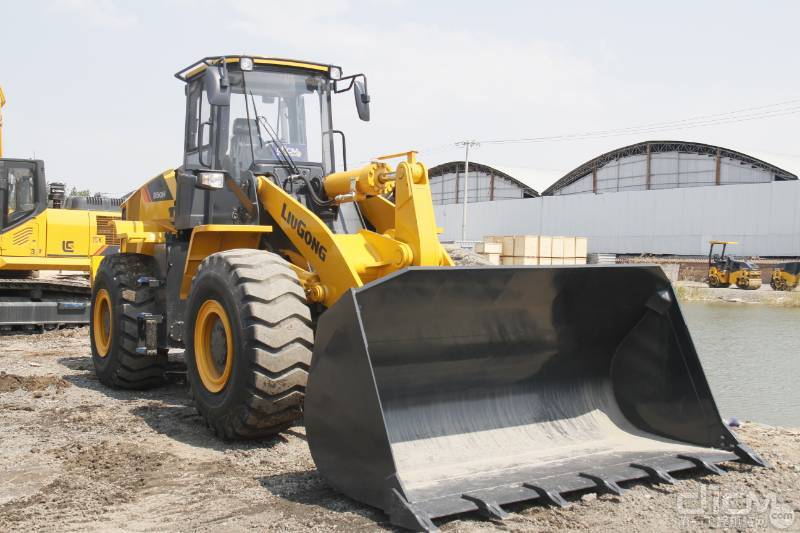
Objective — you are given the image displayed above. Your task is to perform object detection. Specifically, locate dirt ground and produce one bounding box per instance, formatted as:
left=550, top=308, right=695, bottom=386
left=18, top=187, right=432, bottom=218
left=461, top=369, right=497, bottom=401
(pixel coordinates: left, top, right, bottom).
left=0, top=329, right=798, bottom=532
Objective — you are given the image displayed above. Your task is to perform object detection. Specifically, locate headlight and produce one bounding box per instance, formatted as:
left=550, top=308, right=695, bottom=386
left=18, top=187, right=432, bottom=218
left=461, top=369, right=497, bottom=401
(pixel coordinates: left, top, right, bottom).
left=329, top=66, right=342, bottom=79
left=196, top=172, right=225, bottom=190
left=240, top=57, right=254, bottom=71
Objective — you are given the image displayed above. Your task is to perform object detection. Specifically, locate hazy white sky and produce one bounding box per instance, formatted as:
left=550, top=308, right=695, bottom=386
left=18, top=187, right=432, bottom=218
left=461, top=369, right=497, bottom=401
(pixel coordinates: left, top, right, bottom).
left=2, top=0, right=800, bottom=195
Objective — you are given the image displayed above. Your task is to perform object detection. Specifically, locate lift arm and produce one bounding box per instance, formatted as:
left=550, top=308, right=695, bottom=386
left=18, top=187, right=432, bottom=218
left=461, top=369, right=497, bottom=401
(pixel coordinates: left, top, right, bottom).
left=257, top=151, right=452, bottom=307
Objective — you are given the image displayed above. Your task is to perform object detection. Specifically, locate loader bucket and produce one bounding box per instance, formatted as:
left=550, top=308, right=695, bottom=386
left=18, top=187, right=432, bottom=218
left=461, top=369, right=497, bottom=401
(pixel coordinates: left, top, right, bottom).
left=304, top=265, right=764, bottom=531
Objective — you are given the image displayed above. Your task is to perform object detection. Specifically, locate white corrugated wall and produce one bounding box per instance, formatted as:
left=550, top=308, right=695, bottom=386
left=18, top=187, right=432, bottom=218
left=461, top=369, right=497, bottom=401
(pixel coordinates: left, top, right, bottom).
left=435, top=181, right=800, bottom=256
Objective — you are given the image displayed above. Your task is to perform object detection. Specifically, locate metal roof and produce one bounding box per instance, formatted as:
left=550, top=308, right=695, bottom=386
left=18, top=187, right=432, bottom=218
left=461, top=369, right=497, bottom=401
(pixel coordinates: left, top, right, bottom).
left=427, top=161, right=541, bottom=197
left=543, top=140, right=798, bottom=196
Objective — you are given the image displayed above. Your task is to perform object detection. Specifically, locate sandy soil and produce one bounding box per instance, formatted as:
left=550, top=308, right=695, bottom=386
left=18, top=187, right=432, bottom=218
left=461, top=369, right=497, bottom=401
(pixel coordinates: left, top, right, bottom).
left=0, top=329, right=798, bottom=532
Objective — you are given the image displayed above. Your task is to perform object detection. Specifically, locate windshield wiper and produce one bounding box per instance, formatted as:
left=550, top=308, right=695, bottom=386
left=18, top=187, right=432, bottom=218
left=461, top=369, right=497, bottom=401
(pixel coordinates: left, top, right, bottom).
left=248, top=91, right=300, bottom=176
left=246, top=92, right=332, bottom=206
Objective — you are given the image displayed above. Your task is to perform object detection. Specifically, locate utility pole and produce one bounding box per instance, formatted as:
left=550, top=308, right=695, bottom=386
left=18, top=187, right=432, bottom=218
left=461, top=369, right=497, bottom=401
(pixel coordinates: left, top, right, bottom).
left=456, top=140, right=479, bottom=242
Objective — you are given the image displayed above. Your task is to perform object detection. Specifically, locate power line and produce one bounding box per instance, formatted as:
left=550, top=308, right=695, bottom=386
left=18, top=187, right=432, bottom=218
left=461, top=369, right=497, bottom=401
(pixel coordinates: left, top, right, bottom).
left=397, top=98, right=800, bottom=164
left=481, top=101, right=800, bottom=145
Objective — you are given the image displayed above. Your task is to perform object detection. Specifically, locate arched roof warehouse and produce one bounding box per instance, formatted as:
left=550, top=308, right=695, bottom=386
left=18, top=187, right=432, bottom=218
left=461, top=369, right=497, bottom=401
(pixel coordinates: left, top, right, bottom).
left=543, top=141, right=797, bottom=196
left=427, top=161, right=539, bottom=205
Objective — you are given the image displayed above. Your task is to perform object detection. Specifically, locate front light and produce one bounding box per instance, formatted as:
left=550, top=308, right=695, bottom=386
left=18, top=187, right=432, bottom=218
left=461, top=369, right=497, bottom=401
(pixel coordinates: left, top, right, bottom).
left=240, top=57, right=254, bottom=71
left=196, top=172, right=225, bottom=190
left=329, top=66, right=342, bottom=79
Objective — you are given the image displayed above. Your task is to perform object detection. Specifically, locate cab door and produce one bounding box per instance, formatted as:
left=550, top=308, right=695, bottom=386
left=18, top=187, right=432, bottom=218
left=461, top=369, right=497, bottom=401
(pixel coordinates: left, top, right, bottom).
left=0, top=160, right=46, bottom=258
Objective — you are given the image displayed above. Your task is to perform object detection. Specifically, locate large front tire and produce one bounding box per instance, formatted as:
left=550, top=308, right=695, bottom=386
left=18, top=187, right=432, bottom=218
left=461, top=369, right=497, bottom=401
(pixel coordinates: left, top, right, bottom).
left=90, top=254, right=168, bottom=389
left=185, top=249, right=313, bottom=439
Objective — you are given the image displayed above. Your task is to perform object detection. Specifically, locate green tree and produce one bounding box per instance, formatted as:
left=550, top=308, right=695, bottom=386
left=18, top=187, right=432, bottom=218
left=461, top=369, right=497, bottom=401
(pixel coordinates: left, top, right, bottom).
left=69, top=187, right=92, bottom=197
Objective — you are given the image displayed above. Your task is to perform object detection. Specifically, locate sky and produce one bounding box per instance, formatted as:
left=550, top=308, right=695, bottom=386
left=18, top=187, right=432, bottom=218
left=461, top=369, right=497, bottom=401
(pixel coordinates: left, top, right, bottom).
left=2, top=0, right=800, bottom=195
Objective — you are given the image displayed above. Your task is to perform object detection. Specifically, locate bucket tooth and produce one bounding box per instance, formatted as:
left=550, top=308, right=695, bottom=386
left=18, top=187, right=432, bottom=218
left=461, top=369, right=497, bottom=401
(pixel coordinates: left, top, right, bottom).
left=579, top=473, right=626, bottom=496
left=630, top=463, right=677, bottom=485
left=678, top=455, right=725, bottom=475
left=461, top=494, right=509, bottom=520
left=388, top=489, right=439, bottom=532
left=522, top=484, right=570, bottom=508
left=733, top=443, right=769, bottom=467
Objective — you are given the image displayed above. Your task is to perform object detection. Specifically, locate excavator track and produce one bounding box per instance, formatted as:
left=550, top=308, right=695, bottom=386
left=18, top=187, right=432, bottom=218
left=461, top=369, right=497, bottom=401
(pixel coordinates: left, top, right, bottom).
left=0, top=274, right=91, bottom=333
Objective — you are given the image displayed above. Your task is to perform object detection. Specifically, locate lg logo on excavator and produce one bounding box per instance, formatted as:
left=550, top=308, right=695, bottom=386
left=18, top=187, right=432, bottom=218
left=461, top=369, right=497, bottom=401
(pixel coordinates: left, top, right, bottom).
left=62, top=240, right=75, bottom=253
left=280, top=204, right=327, bottom=261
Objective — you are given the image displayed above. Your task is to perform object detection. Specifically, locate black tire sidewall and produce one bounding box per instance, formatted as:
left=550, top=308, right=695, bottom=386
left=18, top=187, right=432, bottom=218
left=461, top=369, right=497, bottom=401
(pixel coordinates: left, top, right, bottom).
left=90, top=263, right=126, bottom=381
left=185, top=267, right=248, bottom=418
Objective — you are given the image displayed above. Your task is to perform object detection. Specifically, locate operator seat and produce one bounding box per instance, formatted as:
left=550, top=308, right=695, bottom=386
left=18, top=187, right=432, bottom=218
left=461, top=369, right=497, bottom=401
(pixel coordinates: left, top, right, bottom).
left=229, top=118, right=259, bottom=177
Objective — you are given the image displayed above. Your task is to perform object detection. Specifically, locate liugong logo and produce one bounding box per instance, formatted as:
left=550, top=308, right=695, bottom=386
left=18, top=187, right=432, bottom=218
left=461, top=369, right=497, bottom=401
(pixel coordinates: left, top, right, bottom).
left=280, top=204, right=327, bottom=261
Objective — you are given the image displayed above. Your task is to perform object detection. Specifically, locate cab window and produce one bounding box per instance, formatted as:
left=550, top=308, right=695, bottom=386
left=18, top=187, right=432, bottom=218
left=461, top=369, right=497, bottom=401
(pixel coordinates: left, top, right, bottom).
left=1, top=162, right=37, bottom=228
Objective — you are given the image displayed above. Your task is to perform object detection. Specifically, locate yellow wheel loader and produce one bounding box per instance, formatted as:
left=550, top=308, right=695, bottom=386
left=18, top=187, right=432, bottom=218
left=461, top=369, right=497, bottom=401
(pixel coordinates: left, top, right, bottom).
left=706, top=240, right=762, bottom=289
left=90, top=56, right=764, bottom=530
left=770, top=261, right=800, bottom=291
left=0, top=86, right=122, bottom=331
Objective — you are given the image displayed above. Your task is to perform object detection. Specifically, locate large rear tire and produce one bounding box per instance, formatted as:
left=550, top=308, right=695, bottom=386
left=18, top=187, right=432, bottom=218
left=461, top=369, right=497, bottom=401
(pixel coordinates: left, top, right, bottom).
left=90, top=254, right=167, bottom=389
left=185, top=249, right=313, bottom=439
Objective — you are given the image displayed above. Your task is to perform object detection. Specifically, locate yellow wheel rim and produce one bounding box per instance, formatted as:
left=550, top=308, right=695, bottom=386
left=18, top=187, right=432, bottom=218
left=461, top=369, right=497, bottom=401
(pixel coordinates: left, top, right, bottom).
left=194, top=299, right=234, bottom=393
left=93, top=289, right=112, bottom=357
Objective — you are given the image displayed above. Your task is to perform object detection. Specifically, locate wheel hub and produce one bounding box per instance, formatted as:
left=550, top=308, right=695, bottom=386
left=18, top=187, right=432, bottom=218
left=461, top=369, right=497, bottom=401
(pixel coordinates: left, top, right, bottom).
left=210, top=320, right=228, bottom=370
left=194, top=299, right=234, bottom=393
left=93, top=288, right=113, bottom=357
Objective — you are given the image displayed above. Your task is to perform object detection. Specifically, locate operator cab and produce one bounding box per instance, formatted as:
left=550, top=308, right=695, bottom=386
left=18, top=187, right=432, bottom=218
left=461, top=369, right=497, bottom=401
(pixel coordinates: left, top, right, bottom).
left=175, top=56, right=371, bottom=234
left=0, top=159, right=46, bottom=231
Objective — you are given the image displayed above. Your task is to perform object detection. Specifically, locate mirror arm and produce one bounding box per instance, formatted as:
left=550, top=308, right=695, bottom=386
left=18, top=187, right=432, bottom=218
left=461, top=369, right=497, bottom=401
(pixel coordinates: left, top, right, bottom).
left=334, top=73, right=367, bottom=94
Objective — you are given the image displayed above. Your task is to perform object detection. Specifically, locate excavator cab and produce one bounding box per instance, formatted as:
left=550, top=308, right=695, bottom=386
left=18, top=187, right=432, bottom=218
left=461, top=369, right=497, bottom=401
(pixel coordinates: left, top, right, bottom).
left=707, top=240, right=762, bottom=289
left=0, top=159, right=46, bottom=231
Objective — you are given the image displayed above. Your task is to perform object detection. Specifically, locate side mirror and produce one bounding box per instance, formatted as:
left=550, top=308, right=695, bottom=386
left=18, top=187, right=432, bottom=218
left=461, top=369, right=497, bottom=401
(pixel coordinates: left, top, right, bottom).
left=204, top=65, right=231, bottom=107
left=354, top=79, right=370, bottom=121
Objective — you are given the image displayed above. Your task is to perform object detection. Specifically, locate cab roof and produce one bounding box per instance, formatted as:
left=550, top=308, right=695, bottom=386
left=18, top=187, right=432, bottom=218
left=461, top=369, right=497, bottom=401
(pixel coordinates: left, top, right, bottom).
left=175, top=55, right=341, bottom=82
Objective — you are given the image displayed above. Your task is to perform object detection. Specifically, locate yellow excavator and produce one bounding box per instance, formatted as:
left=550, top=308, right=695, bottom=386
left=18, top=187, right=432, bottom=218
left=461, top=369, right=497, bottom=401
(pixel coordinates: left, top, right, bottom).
left=0, top=85, right=122, bottom=331
left=706, top=240, right=762, bottom=289
left=89, top=56, right=764, bottom=530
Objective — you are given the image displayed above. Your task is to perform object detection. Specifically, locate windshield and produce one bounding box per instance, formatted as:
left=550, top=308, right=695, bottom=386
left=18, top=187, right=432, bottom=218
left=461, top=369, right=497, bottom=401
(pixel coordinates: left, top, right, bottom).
left=223, top=70, right=332, bottom=177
